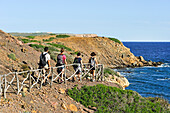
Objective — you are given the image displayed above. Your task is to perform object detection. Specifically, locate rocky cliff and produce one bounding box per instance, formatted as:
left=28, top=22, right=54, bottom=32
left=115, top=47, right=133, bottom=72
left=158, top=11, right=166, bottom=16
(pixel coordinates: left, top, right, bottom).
left=55, top=36, right=162, bottom=68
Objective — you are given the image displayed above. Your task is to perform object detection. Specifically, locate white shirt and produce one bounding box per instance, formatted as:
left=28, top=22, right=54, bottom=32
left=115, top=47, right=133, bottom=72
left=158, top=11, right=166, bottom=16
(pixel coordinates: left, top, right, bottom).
left=42, top=52, right=51, bottom=68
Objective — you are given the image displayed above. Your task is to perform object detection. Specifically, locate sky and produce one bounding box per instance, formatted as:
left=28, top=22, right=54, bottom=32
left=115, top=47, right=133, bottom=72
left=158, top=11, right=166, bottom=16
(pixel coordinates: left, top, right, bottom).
left=0, top=0, right=170, bottom=41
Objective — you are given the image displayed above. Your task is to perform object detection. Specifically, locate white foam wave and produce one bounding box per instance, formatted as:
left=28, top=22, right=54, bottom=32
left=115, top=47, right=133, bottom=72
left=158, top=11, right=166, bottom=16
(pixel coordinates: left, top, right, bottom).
left=157, top=78, right=170, bottom=81
left=158, top=63, right=170, bottom=67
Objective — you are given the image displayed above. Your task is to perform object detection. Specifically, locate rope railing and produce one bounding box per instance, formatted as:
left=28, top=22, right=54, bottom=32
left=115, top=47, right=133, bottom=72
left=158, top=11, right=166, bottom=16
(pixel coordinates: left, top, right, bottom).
left=0, top=63, right=104, bottom=98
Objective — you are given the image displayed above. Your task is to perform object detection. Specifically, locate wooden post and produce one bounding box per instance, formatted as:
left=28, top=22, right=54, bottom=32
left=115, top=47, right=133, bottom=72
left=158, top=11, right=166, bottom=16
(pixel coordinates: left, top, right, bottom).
left=101, top=65, right=104, bottom=81
left=64, top=65, right=67, bottom=84
left=4, top=75, right=7, bottom=98
left=50, top=68, right=53, bottom=88
left=29, top=71, right=31, bottom=92
left=40, top=70, right=43, bottom=89
left=15, top=73, right=20, bottom=95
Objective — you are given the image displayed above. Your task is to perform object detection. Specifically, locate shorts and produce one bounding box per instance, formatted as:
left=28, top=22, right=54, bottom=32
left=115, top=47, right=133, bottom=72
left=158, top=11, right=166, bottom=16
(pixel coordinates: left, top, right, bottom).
left=90, top=65, right=95, bottom=70
left=74, top=67, right=81, bottom=74
left=57, top=65, right=64, bottom=74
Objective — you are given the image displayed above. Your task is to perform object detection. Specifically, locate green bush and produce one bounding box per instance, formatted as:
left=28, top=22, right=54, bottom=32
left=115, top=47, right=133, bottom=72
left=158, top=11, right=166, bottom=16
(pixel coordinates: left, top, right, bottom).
left=26, top=36, right=35, bottom=39
left=49, top=33, right=56, bottom=35
left=29, top=44, right=45, bottom=49
left=109, top=37, right=121, bottom=44
left=56, top=34, right=70, bottom=38
left=43, top=37, right=55, bottom=42
left=67, top=84, right=169, bottom=113
left=8, top=53, right=16, bottom=61
left=21, top=39, right=41, bottom=43
left=47, top=43, right=72, bottom=51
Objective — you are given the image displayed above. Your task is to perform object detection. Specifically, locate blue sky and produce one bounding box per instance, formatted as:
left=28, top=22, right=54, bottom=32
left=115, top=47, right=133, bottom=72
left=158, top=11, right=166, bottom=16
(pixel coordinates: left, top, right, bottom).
left=0, top=0, right=170, bottom=41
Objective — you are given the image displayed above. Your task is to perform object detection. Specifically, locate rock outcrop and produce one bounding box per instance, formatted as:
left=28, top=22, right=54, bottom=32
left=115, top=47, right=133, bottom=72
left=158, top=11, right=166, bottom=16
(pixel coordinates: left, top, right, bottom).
left=55, top=36, right=163, bottom=68
left=105, top=72, right=130, bottom=90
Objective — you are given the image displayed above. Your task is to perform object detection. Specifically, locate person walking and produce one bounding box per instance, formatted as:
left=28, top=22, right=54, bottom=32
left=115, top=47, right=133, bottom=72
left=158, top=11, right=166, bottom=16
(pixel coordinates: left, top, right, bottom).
left=89, top=52, right=98, bottom=82
left=39, top=47, right=51, bottom=85
left=56, top=48, right=67, bottom=83
left=73, top=52, right=83, bottom=82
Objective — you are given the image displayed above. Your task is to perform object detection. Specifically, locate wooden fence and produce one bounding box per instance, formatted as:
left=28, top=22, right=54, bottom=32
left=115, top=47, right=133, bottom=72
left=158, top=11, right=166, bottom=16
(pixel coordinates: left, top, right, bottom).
left=0, top=63, right=104, bottom=98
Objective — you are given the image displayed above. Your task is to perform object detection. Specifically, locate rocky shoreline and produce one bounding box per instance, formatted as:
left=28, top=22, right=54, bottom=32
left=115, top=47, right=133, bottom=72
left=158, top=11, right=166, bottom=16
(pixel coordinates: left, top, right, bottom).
left=112, top=55, right=164, bottom=69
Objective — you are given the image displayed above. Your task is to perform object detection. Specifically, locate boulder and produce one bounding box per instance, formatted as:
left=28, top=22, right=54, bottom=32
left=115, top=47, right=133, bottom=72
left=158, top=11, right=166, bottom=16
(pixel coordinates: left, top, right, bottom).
left=120, top=76, right=130, bottom=88
left=131, top=62, right=137, bottom=67
left=59, top=88, right=65, bottom=94
left=69, top=104, right=78, bottom=112
left=148, top=61, right=153, bottom=66
left=153, top=62, right=158, bottom=66
left=139, top=56, right=145, bottom=62
left=138, top=62, right=144, bottom=67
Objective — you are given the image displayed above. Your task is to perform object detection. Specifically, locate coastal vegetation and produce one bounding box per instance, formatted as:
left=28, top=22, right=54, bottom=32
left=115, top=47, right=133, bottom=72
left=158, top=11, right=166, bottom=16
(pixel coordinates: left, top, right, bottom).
left=43, top=37, right=55, bottom=42
left=67, top=84, right=169, bottom=113
left=56, top=34, right=70, bottom=38
left=47, top=43, right=72, bottom=51
left=20, top=38, right=41, bottom=43
left=8, top=53, right=16, bottom=61
left=26, top=36, right=35, bottom=39
left=108, top=37, right=121, bottom=44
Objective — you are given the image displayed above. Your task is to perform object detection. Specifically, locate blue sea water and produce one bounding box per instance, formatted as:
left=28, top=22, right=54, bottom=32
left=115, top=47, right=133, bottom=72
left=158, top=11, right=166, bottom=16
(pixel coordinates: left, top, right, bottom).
left=116, top=42, right=170, bottom=102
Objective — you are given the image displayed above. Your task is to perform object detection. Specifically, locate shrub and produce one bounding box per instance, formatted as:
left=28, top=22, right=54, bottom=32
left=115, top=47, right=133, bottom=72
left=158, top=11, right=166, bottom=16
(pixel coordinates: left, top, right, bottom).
left=8, top=53, right=16, bottom=61
left=47, top=43, right=72, bottom=51
left=21, top=39, right=41, bottom=43
left=49, top=33, right=56, bottom=35
left=26, top=36, right=35, bottom=39
left=56, top=34, right=70, bottom=38
left=67, top=84, right=169, bottom=113
left=43, top=37, right=55, bottom=42
left=108, top=37, right=121, bottom=44
left=29, top=44, right=45, bottom=49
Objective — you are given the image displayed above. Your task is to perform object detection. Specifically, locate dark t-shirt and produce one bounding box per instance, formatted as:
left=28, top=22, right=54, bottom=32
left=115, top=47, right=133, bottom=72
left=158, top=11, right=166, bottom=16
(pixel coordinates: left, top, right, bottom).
left=73, top=57, right=82, bottom=69
left=74, top=57, right=82, bottom=64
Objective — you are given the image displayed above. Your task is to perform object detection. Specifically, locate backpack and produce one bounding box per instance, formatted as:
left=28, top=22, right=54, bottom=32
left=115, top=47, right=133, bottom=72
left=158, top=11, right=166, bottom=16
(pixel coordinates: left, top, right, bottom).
left=39, top=53, right=48, bottom=67
left=57, top=54, right=64, bottom=66
left=73, top=57, right=81, bottom=68
left=89, top=57, right=95, bottom=67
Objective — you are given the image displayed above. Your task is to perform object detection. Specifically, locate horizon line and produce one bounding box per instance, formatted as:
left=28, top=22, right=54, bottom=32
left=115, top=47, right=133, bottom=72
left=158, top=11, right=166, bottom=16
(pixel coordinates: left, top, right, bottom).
left=121, top=40, right=170, bottom=42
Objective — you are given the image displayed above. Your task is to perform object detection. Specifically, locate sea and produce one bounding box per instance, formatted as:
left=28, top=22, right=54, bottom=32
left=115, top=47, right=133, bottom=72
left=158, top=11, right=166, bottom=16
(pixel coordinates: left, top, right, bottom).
left=115, top=42, right=170, bottom=102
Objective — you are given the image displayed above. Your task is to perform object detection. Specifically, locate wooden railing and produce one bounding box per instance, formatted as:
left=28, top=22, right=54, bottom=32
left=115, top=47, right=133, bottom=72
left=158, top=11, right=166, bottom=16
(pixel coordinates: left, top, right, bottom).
left=0, top=63, right=104, bottom=98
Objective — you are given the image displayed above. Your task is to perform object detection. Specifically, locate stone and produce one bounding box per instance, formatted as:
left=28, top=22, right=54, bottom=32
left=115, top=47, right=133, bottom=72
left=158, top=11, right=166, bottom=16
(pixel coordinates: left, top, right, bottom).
left=139, top=56, right=145, bottom=62
left=61, top=103, right=67, bottom=110
left=9, top=48, right=15, bottom=52
left=69, top=104, right=78, bottom=112
left=153, top=62, right=158, bottom=66
left=148, top=61, right=153, bottom=66
left=21, top=47, right=27, bottom=53
left=132, top=62, right=137, bottom=66
left=59, top=88, right=65, bottom=94
left=138, top=62, right=144, bottom=67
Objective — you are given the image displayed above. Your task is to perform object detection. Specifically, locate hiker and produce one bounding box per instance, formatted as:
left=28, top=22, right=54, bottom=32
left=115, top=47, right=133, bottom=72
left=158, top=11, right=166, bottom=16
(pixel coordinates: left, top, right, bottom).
left=56, top=48, right=67, bottom=82
left=73, top=52, right=83, bottom=82
left=39, top=47, right=51, bottom=85
left=89, top=52, right=98, bottom=82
